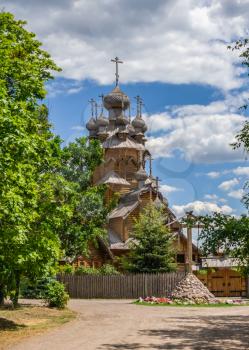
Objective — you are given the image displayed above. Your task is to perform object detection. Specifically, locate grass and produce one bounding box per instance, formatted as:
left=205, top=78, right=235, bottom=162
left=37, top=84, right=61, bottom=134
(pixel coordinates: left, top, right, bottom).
left=134, top=301, right=249, bottom=307
left=0, top=303, right=76, bottom=349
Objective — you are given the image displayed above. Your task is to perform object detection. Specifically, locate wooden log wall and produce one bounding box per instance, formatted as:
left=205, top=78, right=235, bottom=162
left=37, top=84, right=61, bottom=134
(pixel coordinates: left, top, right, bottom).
left=57, top=272, right=186, bottom=299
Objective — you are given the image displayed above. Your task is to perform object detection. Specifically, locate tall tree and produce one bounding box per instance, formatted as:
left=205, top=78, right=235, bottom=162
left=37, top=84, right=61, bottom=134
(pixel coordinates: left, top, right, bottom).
left=57, top=137, right=110, bottom=257
left=122, top=204, right=176, bottom=273
left=0, top=12, right=61, bottom=305
left=0, top=13, right=111, bottom=305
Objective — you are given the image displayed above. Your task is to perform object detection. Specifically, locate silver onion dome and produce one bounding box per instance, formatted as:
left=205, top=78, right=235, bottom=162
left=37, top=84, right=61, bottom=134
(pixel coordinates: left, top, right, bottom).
left=116, top=113, right=129, bottom=126
left=96, top=113, right=109, bottom=127
left=135, top=165, right=147, bottom=181
left=132, top=115, right=147, bottom=131
left=103, top=85, right=130, bottom=110
left=86, top=117, right=97, bottom=131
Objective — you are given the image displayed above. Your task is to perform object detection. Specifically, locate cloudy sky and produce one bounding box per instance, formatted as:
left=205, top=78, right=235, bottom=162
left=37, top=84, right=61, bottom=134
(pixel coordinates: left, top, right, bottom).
left=3, top=0, right=249, bottom=217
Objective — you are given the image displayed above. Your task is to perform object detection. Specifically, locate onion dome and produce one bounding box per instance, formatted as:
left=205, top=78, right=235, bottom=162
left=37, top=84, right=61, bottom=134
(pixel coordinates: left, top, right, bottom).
left=103, top=85, right=130, bottom=110
left=116, top=113, right=129, bottom=126
left=132, top=115, right=147, bottom=131
left=135, top=165, right=147, bottom=181
left=96, top=113, right=109, bottom=127
left=127, top=124, right=136, bottom=136
left=86, top=117, right=97, bottom=131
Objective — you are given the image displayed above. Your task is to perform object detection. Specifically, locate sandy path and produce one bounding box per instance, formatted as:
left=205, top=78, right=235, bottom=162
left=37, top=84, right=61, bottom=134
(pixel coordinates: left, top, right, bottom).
left=9, top=299, right=249, bottom=350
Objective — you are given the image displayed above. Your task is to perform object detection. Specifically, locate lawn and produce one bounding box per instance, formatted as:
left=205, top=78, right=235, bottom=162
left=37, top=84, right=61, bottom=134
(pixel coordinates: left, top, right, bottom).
left=0, top=303, right=76, bottom=349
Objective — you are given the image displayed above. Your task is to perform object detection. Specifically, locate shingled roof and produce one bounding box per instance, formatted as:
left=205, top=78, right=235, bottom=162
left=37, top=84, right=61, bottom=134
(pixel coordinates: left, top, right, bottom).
left=96, top=171, right=130, bottom=186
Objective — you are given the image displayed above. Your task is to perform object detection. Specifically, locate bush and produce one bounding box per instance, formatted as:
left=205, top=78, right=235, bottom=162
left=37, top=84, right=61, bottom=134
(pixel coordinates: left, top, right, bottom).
left=58, top=264, right=74, bottom=274
left=74, top=266, right=100, bottom=275
left=44, top=280, right=69, bottom=309
left=98, top=264, right=119, bottom=275
left=74, top=264, right=120, bottom=275
left=20, top=276, right=52, bottom=299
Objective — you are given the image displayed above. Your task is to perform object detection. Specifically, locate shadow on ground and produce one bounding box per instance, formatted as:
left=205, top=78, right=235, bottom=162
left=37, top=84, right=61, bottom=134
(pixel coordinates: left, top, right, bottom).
left=0, top=317, right=26, bottom=331
left=99, top=314, right=249, bottom=350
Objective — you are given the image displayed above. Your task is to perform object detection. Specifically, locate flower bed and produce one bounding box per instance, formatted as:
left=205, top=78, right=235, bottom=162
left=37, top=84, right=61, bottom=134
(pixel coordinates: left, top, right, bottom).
left=137, top=296, right=249, bottom=306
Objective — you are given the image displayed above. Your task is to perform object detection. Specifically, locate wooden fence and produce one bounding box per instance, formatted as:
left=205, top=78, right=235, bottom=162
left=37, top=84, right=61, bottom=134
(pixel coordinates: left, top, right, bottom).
left=57, top=272, right=186, bottom=298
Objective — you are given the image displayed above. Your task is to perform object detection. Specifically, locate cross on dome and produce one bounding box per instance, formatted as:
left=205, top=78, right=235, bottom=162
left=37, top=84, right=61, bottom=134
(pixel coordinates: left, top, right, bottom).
left=88, top=98, right=96, bottom=118
left=111, top=56, right=123, bottom=86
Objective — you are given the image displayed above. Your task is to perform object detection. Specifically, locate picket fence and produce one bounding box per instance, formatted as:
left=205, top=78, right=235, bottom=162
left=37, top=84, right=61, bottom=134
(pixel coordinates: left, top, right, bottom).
left=57, top=272, right=186, bottom=298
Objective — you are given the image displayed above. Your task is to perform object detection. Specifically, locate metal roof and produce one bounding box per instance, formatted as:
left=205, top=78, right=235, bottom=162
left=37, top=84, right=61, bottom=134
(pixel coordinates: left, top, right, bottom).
left=96, top=171, right=130, bottom=186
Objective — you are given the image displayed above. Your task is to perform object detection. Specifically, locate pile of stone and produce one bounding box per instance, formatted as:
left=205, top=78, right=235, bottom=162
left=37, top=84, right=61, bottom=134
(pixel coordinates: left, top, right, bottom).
left=171, top=273, right=217, bottom=304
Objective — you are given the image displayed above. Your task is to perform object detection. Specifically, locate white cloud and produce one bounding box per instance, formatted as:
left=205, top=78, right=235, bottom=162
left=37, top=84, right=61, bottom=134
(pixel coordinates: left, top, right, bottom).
left=146, top=94, right=248, bottom=163
left=172, top=200, right=233, bottom=217
left=46, top=79, right=83, bottom=97
left=207, top=171, right=221, bottom=178
left=228, top=189, right=244, bottom=199
left=2, top=0, right=249, bottom=90
left=204, top=194, right=219, bottom=201
left=204, top=194, right=227, bottom=204
left=233, top=166, right=249, bottom=177
left=218, top=178, right=239, bottom=191
left=160, top=184, right=182, bottom=195
left=71, top=125, right=84, bottom=131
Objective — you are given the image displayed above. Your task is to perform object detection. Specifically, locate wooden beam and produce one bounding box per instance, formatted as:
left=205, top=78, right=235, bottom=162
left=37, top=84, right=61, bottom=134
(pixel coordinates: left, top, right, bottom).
left=187, top=225, right=193, bottom=273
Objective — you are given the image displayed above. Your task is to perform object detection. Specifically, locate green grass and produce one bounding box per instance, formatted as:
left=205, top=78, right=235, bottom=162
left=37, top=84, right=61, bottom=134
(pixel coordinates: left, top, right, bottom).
left=134, top=301, right=249, bottom=307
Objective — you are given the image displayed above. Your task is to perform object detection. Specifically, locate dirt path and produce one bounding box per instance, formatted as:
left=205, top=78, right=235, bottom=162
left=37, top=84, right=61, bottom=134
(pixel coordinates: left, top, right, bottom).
left=9, top=299, right=249, bottom=350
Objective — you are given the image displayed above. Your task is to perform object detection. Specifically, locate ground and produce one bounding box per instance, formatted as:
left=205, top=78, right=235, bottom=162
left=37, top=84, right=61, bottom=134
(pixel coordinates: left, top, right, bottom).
left=0, top=301, right=75, bottom=350
left=5, top=299, right=249, bottom=350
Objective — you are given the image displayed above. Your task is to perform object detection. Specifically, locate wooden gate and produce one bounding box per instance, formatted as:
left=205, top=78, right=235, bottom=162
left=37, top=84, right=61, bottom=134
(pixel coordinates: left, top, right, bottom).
left=196, top=268, right=246, bottom=297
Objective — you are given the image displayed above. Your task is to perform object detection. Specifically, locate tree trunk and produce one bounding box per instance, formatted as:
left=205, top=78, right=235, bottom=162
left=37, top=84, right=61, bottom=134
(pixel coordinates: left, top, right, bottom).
left=12, top=273, right=20, bottom=307
left=0, top=285, right=4, bottom=306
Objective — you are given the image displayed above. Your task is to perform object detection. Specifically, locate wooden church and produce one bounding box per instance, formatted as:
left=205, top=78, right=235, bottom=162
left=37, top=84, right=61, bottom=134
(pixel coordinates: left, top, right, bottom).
left=79, top=57, right=198, bottom=271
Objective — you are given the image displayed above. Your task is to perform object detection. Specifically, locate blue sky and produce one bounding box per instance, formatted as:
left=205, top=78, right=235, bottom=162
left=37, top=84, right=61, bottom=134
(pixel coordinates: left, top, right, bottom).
left=3, top=0, right=249, bottom=217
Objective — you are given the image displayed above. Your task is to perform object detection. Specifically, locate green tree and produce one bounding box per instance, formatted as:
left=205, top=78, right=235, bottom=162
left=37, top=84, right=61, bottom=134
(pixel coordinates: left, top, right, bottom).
left=56, top=137, right=110, bottom=258
left=122, top=204, right=176, bottom=273
left=199, top=213, right=249, bottom=275
left=0, top=12, right=61, bottom=306
left=196, top=39, right=249, bottom=277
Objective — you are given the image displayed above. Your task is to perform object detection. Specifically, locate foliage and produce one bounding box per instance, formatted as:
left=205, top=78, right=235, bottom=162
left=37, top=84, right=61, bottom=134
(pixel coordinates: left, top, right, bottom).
left=0, top=12, right=109, bottom=306
left=57, top=137, right=108, bottom=258
left=58, top=264, right=75, bottom=274
left=44, top=280, right=69, bottom=309
left=98, top=264, right=120, bottom=275
left=20, top=276, right=53, bottom=299
left=0, top=12, right=61, bottom=306
left=74, top=266, right=100, bottom=275
left=73, top=264, right=119, bottom=275
left=199, top=213, right=249, bottom=275
left=122, top=204, right=176, bottom=273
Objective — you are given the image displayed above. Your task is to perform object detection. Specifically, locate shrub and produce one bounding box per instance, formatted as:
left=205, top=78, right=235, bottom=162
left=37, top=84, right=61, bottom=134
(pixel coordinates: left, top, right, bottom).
left=58, top=264, right=74, bottom=274
left=74, top=266, right=100, bottom=275
left=98, top=264, right=119, bottom=275
left=44, top=280, right=69, bottom=309
left=20, top=276, right=52, bottom=299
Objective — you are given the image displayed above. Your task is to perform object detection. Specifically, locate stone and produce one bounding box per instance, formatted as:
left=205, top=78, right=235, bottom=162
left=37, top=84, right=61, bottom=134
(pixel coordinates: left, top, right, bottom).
left=171, top=273, right=217, bottom=304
